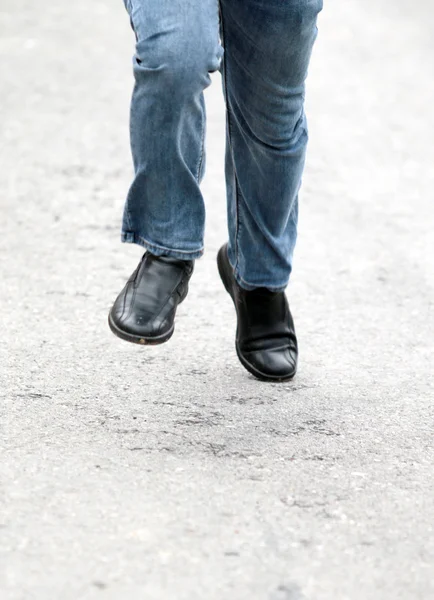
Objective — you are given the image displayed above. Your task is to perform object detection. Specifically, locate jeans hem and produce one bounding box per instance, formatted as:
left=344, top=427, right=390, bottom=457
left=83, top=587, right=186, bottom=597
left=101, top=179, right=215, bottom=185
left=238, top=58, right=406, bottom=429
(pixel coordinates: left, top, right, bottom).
left=121, top=231, right=204, bottom=260
left=235, top=275, right=288, bottom=293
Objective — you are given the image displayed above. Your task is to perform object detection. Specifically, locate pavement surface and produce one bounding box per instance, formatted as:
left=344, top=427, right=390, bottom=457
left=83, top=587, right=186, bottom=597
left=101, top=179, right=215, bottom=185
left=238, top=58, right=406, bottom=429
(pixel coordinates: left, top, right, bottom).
left=1, top=1, right=433, bottom=599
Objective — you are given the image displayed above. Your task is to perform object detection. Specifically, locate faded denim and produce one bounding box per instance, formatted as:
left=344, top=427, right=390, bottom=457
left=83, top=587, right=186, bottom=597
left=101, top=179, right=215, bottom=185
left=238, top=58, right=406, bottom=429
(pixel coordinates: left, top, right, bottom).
left=120, top=0, right=322, bottom=291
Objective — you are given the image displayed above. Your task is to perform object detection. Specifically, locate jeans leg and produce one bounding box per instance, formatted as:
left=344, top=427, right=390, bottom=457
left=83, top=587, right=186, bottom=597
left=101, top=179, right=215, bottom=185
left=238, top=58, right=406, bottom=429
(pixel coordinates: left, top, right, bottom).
left=121, top=0, right=224, bottom=260
left=219, top=0, right=322, bottom=289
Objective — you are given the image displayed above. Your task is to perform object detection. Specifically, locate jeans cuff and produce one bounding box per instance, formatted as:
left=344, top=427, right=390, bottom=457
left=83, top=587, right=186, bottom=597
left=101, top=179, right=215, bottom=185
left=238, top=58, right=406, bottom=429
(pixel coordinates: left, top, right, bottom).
left=121, top=231, right=204, bottom=260
left=233, top=266, right=288, bottom=293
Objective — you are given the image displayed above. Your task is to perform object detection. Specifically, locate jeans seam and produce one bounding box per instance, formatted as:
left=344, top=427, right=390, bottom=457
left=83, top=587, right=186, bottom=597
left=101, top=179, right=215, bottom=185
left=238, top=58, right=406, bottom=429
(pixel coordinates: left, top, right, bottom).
left=124, top=0, right=139, bottom=42
left=196, top=97, right=206, bottom=182
left=219, top=2, right=241, bottom=273
left=124, top=193, right=134, bottom=231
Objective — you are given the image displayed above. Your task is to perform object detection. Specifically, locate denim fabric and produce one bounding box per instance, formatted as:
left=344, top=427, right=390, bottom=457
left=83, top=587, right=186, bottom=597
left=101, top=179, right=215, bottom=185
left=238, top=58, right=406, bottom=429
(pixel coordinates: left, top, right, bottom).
left=120, top=0, right=322, bottom=291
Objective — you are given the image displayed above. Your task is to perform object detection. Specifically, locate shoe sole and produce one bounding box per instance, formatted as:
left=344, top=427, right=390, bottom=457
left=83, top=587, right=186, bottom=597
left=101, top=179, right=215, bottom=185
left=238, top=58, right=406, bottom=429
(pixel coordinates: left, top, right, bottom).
left=108, top=311, right=175, bottom=346
left=108, top=282, right=189, bottom=346
left=217, top=246, right=296, bottom=382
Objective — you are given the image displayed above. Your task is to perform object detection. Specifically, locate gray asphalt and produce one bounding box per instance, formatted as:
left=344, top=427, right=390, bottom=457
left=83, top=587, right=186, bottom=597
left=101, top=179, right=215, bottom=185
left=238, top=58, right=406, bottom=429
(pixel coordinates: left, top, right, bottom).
left=1, top=1, right=433, bottom=599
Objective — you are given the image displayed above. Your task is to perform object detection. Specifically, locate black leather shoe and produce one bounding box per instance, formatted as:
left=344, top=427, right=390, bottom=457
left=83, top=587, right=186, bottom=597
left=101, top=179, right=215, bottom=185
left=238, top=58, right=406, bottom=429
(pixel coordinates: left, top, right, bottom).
left=217, top=243, right=298, bottom=381
left=108, top=252, right=194, bottom=345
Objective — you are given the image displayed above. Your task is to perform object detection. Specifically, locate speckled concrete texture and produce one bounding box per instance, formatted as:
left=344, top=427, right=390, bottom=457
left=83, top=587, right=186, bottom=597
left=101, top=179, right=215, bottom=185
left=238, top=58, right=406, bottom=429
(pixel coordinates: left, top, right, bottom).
left=1, top=1, right=433, bottom=599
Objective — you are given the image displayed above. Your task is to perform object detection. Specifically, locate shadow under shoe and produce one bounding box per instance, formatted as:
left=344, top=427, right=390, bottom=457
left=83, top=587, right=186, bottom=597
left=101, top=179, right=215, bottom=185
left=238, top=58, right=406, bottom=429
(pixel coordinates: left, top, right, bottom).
left=217, top=244, right=298, bottom=381
left=108, top=252, right=194, bottom=345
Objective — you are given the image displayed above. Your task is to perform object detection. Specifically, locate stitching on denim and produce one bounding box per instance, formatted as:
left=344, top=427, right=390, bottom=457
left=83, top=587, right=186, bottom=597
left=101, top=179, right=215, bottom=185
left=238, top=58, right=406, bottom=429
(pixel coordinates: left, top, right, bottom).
left=124, top=194, right=134, bottom=231
left=196, top=96, right=206, bottom=182
left=125, top=232, right=204, bottom=256
left=124, top=0, right=138, bottom=42
left=235, top=272, right=288, bottom=292
left=219, top=1, right=241, bottom=273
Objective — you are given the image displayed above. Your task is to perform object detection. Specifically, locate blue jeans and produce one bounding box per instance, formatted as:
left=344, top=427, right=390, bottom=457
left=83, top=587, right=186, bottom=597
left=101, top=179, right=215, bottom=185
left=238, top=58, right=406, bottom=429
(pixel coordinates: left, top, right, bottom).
left=121, top=0, right=322, bottom=291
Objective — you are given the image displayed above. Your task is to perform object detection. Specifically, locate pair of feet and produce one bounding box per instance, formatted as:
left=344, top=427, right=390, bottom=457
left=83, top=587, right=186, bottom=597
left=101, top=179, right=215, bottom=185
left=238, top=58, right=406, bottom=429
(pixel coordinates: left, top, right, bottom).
left=108, top=243, right=298, bottom=382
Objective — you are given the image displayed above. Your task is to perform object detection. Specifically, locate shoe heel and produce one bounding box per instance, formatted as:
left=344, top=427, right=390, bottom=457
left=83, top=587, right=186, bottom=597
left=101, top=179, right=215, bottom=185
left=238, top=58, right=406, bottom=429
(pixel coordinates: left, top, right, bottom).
left=217, top=246, right=232, bottom=295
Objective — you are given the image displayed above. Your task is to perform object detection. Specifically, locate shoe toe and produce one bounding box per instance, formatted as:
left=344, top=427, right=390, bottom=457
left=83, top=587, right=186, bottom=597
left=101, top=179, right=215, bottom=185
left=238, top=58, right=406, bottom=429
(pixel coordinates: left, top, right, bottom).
left=242, top=346, right=297, bottom=381
left=113, top=310, right=165, bottom=338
